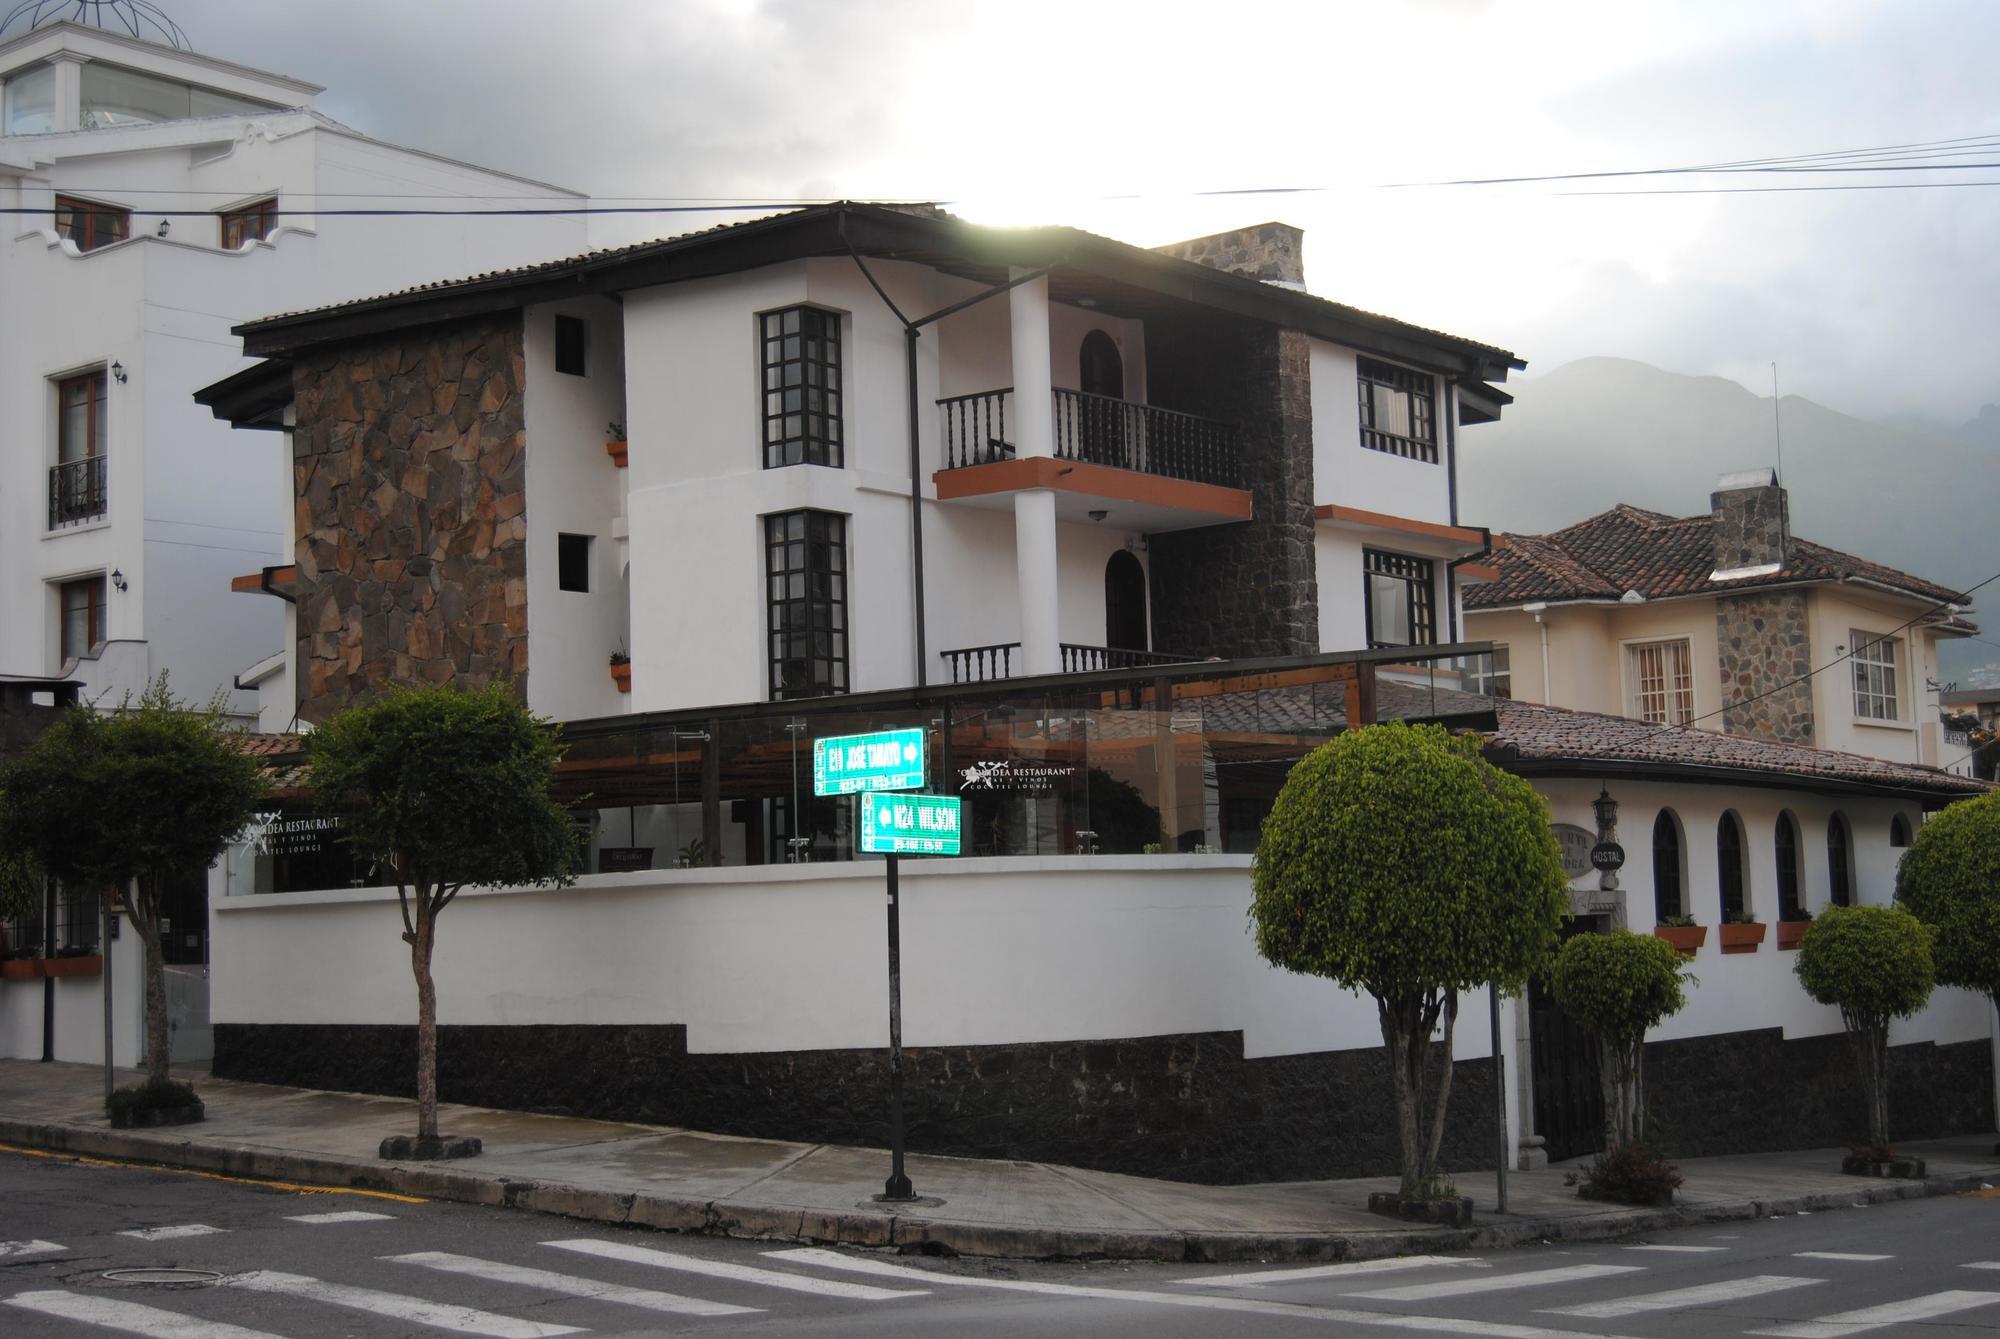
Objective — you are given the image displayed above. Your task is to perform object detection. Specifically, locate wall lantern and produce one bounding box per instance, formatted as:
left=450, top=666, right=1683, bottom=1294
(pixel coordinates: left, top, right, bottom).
left=110, top=361, right=127, bottom=384
left=1592, top=787, right=1619, bottom=833
left=110, top=569, right=127, bottom=592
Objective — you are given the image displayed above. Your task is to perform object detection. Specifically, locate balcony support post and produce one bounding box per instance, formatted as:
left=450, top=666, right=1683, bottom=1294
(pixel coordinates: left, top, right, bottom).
left=1014, top=490, right=1061, bottom=676
left=1008, top=271, right=1054, bottom=460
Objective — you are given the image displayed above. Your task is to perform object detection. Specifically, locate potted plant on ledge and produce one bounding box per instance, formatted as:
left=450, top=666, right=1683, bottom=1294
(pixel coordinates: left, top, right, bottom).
left=1719, top=910, right=1766, bottom=954
left=1653, top=915, right=1707, bottom=956
left=1777, top=908, right=1813, bottom=951
left=605, top=420, right=628, bottom=467
left=608, top=650, right=631, bottom=693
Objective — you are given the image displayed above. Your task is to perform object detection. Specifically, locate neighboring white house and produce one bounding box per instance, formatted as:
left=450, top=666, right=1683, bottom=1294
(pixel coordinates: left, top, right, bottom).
left=0, top=15, right=589, bottom=725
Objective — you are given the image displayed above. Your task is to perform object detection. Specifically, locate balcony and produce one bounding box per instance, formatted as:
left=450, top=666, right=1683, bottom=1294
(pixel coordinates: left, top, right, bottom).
left=942, top=642, right=1201, bottom=684
left=49, top=457, right=107, bottom=529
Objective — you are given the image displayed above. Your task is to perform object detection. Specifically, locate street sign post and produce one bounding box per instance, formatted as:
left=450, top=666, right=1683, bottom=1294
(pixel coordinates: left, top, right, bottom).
left=860, top=793, right=962, bottom=856
left=812, top=728, right=926, bottom=796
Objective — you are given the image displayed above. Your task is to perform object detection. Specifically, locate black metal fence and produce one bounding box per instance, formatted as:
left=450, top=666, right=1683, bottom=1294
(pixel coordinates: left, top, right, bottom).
left=49, top=456, right=107, bottom=528
left=938, top=388, right=1240, bottom=488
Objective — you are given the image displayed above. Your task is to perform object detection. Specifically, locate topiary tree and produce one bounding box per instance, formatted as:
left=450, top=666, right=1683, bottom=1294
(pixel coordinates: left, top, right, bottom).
left=1895, top=791, right=2000, bottom=1016
left=0, top=678, right=268, bottom=1097
left=1794, top=904, right=1935, bottom=1150
left=307, top=682, right=578, bottom=1155
left=1250, top=722, right=1570, bottom=1201
left=1549, top=930, right=1693, bottom=1150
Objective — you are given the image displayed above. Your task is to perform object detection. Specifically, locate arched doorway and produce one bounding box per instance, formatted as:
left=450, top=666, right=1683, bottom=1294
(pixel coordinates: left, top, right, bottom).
left=1077, top=331, right=1125, bottom=467
left=1080, top=330, right=1123, bottom=398
left=1104, top=550, right=1147, bottom=651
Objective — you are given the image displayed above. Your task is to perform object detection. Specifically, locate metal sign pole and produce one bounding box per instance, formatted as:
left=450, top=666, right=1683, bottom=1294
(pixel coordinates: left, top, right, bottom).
left=1490, top=983, right=1508, bottom=1214
left=881, top=851, right=915, bottom=1200
left=102, top=891, right=115, bottom=1104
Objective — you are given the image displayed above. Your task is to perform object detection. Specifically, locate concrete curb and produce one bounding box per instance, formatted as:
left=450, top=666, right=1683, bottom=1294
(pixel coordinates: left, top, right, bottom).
left=3, top=1115, right=1990, bottom=1263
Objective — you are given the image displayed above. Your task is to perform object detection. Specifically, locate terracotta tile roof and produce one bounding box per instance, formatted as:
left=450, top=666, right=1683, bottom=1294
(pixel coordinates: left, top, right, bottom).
left=231, top=732, right=309, bottom=796
left=1466, top=503, right=1973, bottom=624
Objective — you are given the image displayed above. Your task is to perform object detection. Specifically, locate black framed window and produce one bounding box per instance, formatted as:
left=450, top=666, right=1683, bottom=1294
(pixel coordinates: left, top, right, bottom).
left=557, top=533, right=591, bottom=592
left=1357, top=356, right=1437, bottom=462
left=766, top=510, right=848, bottom=699
left=554, top=315, right=587, bottom=377
left=1363, top=548, right=1435, bottom=649
left=1827, top=812, right=1853, bottom=907
left=1652, top=809, right=1684, bottom=923
left=1890, top=813, right=1912, bottom=847
left=761, top=306, right=843, bottom=468
left=1775, top=811, right=1802, bottom=920
left=1718, top=811, right=1746, bottom=921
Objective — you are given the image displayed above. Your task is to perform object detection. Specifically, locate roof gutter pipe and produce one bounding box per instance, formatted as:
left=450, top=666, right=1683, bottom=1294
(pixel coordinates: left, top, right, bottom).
left=1525, top=601, right=1551, bottom=705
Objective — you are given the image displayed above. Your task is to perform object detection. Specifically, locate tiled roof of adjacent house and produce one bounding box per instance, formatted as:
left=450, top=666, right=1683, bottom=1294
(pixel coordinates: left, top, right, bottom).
left=1468, top=503, right=1971, bottom=621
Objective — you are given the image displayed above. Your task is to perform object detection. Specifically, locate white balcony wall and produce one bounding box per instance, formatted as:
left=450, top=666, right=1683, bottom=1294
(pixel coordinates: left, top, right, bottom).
left=1308, top=337, right=1453, bottom=525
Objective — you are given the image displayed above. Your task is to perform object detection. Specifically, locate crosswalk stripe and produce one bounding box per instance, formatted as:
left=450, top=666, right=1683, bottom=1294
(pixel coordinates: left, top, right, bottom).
left=1545, top=1274, right=1824, bottom=1318
left=544, top=1238, right=927, bottom=1302
left=1624, top=1244, right=1727, bottom=1253
left=389, top=1250, right=761, bottom=1317
left=3, top=1289, right=283, bottom=1338
left=1347, top=1263, right=1645, bottom=1302
left=766, top=1248, right=1632, bottom=1338
left=286, top=1210, right=396, bottom=1224
left=118, top=1225, right=224, bottom=1241
left=1749, top=1289, right=2000, bottom=1338
left=0, top=1238, right=64, bottom=1258
left=223, top=1269, right=582, bottom=1337
left=1793, top=1252, right=1892, bottom=1262
left=1182, top=1255, right=1491, bottom=1286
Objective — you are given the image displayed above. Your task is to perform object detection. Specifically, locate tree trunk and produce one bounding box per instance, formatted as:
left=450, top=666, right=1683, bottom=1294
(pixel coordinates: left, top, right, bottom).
left=1867, top=1024, right=1890, bottom=1149
left=1420, top=992, right=1458, bottom=1181
left=1379, top=998, right=1421, bottom=1199
left=411, top=902, right=439, bottom=1142
left=127, top=877, right=171, bottom=1087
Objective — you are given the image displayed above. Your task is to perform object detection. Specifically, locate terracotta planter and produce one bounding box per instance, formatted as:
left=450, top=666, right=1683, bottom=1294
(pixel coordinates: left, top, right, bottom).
left=41, top=955, right=102, bottom=978
left=1776, top=920, right=1812, bottom=951
left=1653, top=924, right=1708, bottom=956
left=605, top=438, right=628, bottom=467
left=1719, top=921, right=1767, bottom=954
left=609, top=662, right=631, bottom=693
left=0, top=959, right=37, bottom=980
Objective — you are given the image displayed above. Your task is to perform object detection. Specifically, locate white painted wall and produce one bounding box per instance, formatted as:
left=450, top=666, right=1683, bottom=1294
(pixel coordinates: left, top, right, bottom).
left=1315, top=526, right=1457, bottom=654
left=1308, top=337, right=1452, bottom=524
left=0, top=942, right=145, bottom=1067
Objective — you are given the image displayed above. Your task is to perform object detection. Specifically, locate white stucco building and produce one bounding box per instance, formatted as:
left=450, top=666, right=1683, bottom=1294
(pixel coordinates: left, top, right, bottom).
left=0, top=16, right=588, bottom=722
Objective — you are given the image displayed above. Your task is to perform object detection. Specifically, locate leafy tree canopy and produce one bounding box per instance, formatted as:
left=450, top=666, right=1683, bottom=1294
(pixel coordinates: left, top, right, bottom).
left=1794, top=903, right=1935, bottom=1021
left=307, top=681, right=578, bottom=898
left=1894, top=791, right=2000, bottom=1001
left=1550, top=930, right=1693, bottom=1044
left=1251, top=722, right=1570, bottom=997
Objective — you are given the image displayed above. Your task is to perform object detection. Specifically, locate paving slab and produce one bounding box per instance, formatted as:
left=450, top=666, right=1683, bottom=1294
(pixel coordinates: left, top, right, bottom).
left=1, top=1059, right=1994, bottom=1262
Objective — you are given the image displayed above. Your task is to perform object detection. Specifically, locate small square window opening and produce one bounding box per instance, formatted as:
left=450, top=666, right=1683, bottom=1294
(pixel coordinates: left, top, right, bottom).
left=557, top=533, right=591, bottom=593
left=554, top=315, right=587, bottom=377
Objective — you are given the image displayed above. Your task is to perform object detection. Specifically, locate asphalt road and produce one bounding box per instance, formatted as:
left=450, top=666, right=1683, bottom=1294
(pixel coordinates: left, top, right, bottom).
left=2, top=1144, right=1998, bottom=1337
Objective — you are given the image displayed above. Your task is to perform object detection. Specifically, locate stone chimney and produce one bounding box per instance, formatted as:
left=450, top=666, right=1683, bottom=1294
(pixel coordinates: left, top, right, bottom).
left=1710, top=468, right=1789, bottom=578
left=1153, top=222, right=1305, bottom=287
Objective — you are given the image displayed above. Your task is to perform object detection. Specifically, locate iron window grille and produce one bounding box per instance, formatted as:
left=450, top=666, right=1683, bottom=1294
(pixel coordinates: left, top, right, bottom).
left=1717, top=811, right=1746, bottom=922
left=1630, top=638, right=1695, bottom=726
left=1362, top=548, right=1435, bottom=648
left=1774, top=811, right=1802, bottom=921
left=219, top=197, right=277, bottom=249
left=1356, top=356, right=1437, bottom=463
left=766, top=510, right=848, bottom=700
left=1652, top=809, right=1684, bottom=923
left=1827, top=812, right=1853, bottom=907
left=1851, top=630, right=1899, bottom=720
left=761, top=306, right=843, bottom=469
left=54, top=195, right=130, bottom=252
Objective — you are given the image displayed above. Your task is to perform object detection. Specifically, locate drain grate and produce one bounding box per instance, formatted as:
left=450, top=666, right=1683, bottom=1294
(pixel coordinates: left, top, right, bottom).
left=103, top=1268, right=222, bottom=1287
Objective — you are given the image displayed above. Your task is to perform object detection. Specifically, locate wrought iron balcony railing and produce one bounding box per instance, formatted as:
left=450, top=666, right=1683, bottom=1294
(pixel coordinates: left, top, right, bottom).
left=938, top=388, right=1240, bottom=488
left=49, top=456, right=107, bottom=529
left=940, top=642, right=1199, bottom=684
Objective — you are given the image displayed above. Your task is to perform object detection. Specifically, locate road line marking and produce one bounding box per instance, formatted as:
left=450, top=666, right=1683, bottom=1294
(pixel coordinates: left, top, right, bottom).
left=1749, top=1289, right=2000, bottom=1338
left=0, top=1238, right=65, bottom=1257
left=4, top=1289, right=284, bottom=1338
left=390, top=1250, right=760, bottom=1317
left=765, top=1247, right=1635, bottom=1338
left=286, top=1210, right=396, bottom=1224
left=545, top=1237, right=925, bottom=1301
left=1624, top=1244, right=1727, bottom=1253
left=0, top=1143, right=425, bottom=1203
left=118, top=1224, right=224, bottom=1241
left=1792, top=1252, right=1893, bottom=1262
left=1964, top=1262, right=2000, bottom=1270
left=1546, top=1274, right=1824, bottom=1318
left=1347, top=1264, right=1646, bottom=1302
left=223, top=1269, right=581, bottom=1337
left=1183, top=1255, right=1491, bottom=1286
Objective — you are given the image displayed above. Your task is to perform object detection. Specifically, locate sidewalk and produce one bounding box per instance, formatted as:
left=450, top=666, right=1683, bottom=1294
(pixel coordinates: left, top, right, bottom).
left=2, top=1059, right=1995, bottom=1262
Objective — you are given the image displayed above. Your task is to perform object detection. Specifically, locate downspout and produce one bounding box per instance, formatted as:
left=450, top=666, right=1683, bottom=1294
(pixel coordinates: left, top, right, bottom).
left=1525, top=601, right=1551, bottom=704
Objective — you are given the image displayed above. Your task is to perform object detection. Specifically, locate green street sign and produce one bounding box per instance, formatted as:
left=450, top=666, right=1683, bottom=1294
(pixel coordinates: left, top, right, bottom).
left=813, top=728, right=926, bottom=796
left=859, top=793, right=963, bottom=856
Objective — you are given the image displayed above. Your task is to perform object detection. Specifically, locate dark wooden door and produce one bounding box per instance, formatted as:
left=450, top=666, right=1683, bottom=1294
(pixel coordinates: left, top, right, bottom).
left=1077, top=331, right=1125, bottom=467
left=1529, top=969, right=1605, bottom=1163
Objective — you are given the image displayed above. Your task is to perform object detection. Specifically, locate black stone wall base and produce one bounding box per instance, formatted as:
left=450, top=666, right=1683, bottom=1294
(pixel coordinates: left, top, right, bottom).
left=1642, top=1028, right=1994, bottom=1158
left=214, top=1023, right=1496, bottom=1185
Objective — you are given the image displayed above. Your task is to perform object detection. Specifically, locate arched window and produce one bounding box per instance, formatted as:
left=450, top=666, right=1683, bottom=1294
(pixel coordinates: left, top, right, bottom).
left=1652, top=810, right=1685, bottom=923
left=1717, top=811, right=1747, bottom=922
left=1774, top=812, right=1802, bottom=921
left=1104, top=550, right=1148, bottom=652
left=1890, top=813, right=1912, bottom=847
left=1827, top=813, right=1853, bottom=907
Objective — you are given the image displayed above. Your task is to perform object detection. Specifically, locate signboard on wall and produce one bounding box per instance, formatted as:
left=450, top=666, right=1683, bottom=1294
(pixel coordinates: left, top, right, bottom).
left=1551, top=823, right=1595, bottom=880
left=813, top=729, right=926, bottom=796
left=859, top=793, right=963, bottom=856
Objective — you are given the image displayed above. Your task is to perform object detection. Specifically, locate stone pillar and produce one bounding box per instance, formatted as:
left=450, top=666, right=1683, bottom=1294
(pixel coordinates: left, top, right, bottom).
left=1015, top=490, right=1061, bottom=675
left=1711, top=468, right=1788, bottom=574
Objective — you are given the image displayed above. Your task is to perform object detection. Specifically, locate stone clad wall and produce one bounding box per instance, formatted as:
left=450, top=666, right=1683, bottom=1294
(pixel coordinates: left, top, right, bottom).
left=1152, top=223, right=1306, bottom=286
left=1146, top=319, right=1318, bottom=658
left=1716, top=589, right=1814, bottom=743
left=291, top=314, right=528, bottom=723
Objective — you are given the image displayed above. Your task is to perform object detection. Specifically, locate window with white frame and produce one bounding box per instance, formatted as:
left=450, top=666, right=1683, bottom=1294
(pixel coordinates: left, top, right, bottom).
left=1467, top=645, right=1511, bottom=698
left=1850, top=630, right=1900, bottom=720
left=1629, top=638, right=1694, bottom=725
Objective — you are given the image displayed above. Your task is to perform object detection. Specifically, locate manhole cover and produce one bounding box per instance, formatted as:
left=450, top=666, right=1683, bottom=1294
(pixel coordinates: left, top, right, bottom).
left=103, top=1268, right=222, bottom=1287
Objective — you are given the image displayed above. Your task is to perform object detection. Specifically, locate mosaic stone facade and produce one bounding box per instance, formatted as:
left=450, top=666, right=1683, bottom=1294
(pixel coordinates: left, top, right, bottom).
left=290, top=313, right=528, bottom=723
left=1717, top=589, right=1814, bottom=743
left=1153, top=223, right=1306, bottom=286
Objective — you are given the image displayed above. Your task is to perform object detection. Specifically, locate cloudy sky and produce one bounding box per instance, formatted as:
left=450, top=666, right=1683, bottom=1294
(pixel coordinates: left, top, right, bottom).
left=143, top=0, right=2000, bottom=427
